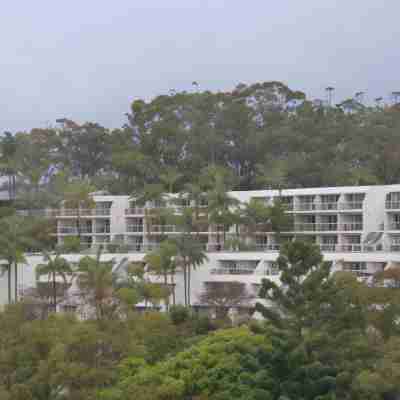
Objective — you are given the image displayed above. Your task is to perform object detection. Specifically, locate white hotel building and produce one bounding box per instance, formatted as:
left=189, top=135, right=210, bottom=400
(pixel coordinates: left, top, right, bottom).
left=2, top=184, right=400, bottom=307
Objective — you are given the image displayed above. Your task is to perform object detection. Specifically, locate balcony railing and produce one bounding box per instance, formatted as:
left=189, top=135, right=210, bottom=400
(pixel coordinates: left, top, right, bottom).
left=294, top=223, right=338, bottom=232
left=316, top=202, right=338, bottom=210
left=53, top=208, right=111, bottom=217
left=150, top=225, right=183, bottom=233
left=58, top=227, right=92, bottom=234
left=125, top=208, right=145, bottom=215
left=388, top=222, right=400, bottom=230
left=210, top=267, right=256, bottom=275
left=338, top=202, right=363, bottom=210
left=296, top=203, right=316, bottom=211
left=95, top=227, right=110, bottom=234
left=126, top=225, right=144, bottom=233
left=386, top=201, right=400, bottom=210
left=339, top=223, right=363, bottom=231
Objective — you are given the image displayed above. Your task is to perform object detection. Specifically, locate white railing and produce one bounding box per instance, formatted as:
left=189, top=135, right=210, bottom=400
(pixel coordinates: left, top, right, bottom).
left=386, top=201, right=400, bottom=210
left=95, top=227, right=110, bottom=234
left=389, top=222, right=400, bottom=230
left=294, top=202, right=339, bottom=211
left=126, top=225, right=144, bottom=233
left=125, top=208, right=145, bottom=215
left=339, top=223, right=363, bottom=231
left=316, top=202, right=338, bottom=210
left=210, top=267, right=256, bottom=275
left=53, top=208, right=111, bottom=217
left=294, top=223, right=338, bottom=232
left=338, top=202, right=363, bottom=210
left=150, top=225, right=183, bottom=233
left=58, top=227, right=92, bottom=234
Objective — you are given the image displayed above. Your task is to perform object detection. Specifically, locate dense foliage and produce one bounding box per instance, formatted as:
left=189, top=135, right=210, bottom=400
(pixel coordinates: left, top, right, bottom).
left=0, top=242, right=399, bottom=399
left=2, top=81, right=400, bottom=203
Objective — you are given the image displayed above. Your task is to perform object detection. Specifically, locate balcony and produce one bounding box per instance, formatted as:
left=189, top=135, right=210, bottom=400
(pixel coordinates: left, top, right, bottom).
left=58, top=227, right=92, bottom=234
left=53, top=208, right=111, bottom=217
left=150, top=225, right=183, bottom=233
left=294, top=223, right=338, bottom=232
left=125, top=208, right=145, bottom=215
left=95, top=226, right=110, bottom=234
left=319, top=244, right=337, bottom=252
left=126, top=225, right=144, bottom=233
left=124, top=244, right=160, bottom=253
left=339, top=223, right=363, bottom=231
left=386, top=201, right=400, bottom=210
left=388, top=222, right=400, bottom=230
left=316, top=202, right=338, bottom=211
left=338, top=202, right=363, bottom=210
left=295, top=203, right=316, bottom=211
left=210, top=267, right=256, bottom=275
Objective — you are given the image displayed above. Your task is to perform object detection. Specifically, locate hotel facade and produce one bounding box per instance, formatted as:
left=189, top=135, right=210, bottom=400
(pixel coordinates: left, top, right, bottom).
left=2, top=184, right=400, bottom=308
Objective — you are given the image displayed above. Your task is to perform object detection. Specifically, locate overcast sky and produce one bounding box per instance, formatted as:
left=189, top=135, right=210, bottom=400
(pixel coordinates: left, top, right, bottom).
left=1, top=1, right=399, bottom=132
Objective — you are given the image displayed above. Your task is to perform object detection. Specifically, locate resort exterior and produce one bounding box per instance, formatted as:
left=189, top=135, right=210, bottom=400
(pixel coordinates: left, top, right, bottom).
left=3, top=184, right=400, bottom=309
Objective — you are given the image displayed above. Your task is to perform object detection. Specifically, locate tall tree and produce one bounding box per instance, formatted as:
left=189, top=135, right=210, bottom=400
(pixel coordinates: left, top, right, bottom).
left=0, top=216, right=39, bottom=303
left=173, top=235, right=207, bottom=307
left=35, top=251, right=73, bottom=312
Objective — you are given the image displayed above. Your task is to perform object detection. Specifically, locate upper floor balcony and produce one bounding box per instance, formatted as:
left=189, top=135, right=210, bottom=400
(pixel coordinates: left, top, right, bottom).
left=53, top=208, right=111, bottom=217
left=386, top=201, right=400, bottom=210
left=149, top=225, right=183, bottom=233
left=291, top=201, right=362, bottom=212
left=338, top=201, right=363, bottom=210
left=294, top=223, right=338, bottom=232
left=58, top=226, right=93, bottom=234
left=126, top=224, right=144, bottom=233
left=125, top=207, right=145, bottom=216
left=388, top=222, right=400, bottom=230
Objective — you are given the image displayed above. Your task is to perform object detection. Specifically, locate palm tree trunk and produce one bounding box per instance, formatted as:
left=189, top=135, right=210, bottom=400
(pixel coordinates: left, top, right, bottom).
left=171, top=274, right=176, bottom=306
left=187, top=265, right=191, bottom=307
left=8, top=265, right=12, bottom=304
left=14, top=262, right=18, bottom=302
left=183, top=264, right=187, bottom=307
left=164, top=272, right=169, bottom=311
left=53, top=271, right=57, bottom=312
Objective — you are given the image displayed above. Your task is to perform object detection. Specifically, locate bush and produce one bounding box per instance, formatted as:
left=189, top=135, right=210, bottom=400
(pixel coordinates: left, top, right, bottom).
left=169, top=305, right=190, bottom=325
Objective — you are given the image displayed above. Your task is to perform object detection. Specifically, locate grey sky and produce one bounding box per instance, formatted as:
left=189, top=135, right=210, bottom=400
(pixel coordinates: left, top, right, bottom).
left=1, top=1, right=399, bottom=132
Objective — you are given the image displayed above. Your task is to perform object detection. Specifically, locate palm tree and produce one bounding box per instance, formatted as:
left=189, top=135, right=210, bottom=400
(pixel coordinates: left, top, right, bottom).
left=63, top=182, right=96, bottom=240
left=144, top=240, right=178, bottom=309
left=35, top=251, right=73, bottom=312
left=0, top=131, right=18, bottom=200
left=0, top=216, right=38, bottom=303
left=241, top=198, right=271, bottom=247
left=131, top=183, right=166, bottom=248
left=76, top=248, right=116, bottom=320
left=160, top=167, right=183, bottom=194
left=183, top=182, right=209, bottom=238
left=207, top=173, right=239, bottom=249
left=173, top=235, right=208, bottom=307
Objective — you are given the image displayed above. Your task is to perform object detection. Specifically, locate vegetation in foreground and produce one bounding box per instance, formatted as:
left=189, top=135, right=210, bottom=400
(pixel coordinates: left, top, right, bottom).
left=0, top=241, right=399, bottom=399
